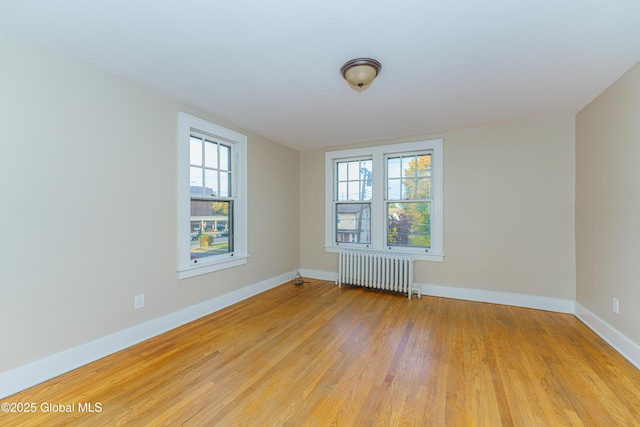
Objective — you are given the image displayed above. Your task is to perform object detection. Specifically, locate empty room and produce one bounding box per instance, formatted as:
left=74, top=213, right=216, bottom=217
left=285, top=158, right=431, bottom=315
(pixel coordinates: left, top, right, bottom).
left=1, top=1, right=640, bottom=425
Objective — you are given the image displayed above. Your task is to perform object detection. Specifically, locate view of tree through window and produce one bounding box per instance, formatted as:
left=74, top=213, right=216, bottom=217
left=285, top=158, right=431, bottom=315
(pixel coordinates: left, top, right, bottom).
left=387, top=153, right=432, bottom=248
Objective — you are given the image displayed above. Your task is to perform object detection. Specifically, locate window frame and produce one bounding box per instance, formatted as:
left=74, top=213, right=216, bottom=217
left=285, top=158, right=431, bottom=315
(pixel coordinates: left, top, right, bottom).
left=325, top=139, right=444, bottom=262
left=178, top=113, right=248, bottom=279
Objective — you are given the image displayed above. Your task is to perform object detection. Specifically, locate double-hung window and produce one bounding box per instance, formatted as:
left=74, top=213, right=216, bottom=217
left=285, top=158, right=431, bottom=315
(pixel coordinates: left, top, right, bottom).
left=178, top=113, right=248, bottom=279
left=325, top=139, right=443, bottom=262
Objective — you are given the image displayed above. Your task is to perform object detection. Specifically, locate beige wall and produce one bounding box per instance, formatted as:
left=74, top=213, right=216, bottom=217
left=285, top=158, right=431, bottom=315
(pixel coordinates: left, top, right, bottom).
left=301, top=117, right=576, bottom=300
left=0, top=35, right=300, bottom=373
left=576, top=61, right=640, bottom=345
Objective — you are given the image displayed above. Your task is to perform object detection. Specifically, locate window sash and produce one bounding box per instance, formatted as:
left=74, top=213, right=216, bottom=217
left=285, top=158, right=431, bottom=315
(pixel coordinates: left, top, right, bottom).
left=386, top=201, right=431, bottom=249
left=190, top=134, right=234, bottom=198
left=386, top=152, right=432, bottom=201
left=335, top=158, right=373, bottom=201
left=190, top=199, right=234, bottom=261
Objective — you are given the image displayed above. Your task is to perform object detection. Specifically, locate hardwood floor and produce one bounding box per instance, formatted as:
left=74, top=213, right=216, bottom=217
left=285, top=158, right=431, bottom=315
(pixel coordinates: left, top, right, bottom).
left=2, top=279, right=640, bottom=426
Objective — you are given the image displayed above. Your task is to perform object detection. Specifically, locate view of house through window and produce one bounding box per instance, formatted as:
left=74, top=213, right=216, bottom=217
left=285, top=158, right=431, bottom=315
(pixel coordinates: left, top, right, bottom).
left=189, top=134, right=234, bottom=260
left=190, top=200, right=233, bottom=258
left=335, top=158, right=372, bottom=244
left=336, top=203, right=371, bottom=244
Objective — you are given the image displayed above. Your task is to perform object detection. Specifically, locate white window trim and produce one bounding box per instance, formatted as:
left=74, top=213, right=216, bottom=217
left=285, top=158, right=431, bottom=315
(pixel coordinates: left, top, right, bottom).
left=178, top=113, right=248, bottom=279
left=325, top=139, right=444, bottom=262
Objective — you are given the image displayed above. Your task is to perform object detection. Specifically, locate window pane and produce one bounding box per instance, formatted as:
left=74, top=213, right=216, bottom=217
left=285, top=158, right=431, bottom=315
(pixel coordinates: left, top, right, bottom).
left=219, top=171, right=230, bottom=197
left=204, top=140, right=218, bottom=168
left=337, top=182, right=348, bottom=201
left=190, top=200, right=233, bottom=260
left=336, top=203, right=371, bottom=244
left=361, top=181, right=372, bottom=201
left=388, top=157, right=401, bottom=179
left=402, top=156, right=414, bottom=178
left=388, top=178, right=401, bottom=200
left=204, top=169, right=218, bottom=196
left=348, top=181, right=361, bottom=200
left=387, top=202, right=431, bottom=248
left=337, top=162, right=348, bottom=181
left=190, top=137, right=202, bottom=166
left=220, top=145, right=231, bottom=171
left=416, top=177, right=431, bottom=199
left=190, top=166, right=203, bottom=196
left=348, top=161, right=360, bottom=180
left=360, top=160, right=372, bottom=200
left=361, top=160, right=372, bottom=177
left=402, top=179, right=414, bottom=199
left=417, top=154, right=431, bottom=177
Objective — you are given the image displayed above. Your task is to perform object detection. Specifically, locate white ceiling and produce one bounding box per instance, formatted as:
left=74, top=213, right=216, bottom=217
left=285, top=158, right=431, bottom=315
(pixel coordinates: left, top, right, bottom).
left=1, top=1, right=640, bottom=151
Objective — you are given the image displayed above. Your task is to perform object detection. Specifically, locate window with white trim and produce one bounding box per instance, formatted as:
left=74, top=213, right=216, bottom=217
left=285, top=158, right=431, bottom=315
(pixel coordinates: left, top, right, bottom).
left=178, top=113, right=248, bottom=279
left=325, top=139, right=443, bottom=262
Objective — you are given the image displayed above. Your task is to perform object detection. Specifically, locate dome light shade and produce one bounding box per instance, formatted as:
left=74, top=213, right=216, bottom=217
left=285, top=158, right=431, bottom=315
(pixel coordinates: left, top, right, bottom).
left=340, top=58, right=382, bottom=91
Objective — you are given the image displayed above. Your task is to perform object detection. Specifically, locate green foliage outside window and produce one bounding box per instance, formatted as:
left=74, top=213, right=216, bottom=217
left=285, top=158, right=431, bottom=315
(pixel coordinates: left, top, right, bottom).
left=387, top=155, right=432, bottom=248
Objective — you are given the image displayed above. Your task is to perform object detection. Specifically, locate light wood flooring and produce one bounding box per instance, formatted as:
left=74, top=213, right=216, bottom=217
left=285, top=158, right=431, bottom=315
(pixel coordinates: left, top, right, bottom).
left=1, top=279, right=640, bottom=426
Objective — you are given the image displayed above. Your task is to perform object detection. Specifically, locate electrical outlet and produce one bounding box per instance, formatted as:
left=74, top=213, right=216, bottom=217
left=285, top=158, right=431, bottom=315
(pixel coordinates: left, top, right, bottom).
left=134, top=294, right=145, bottom=310
left=612, top=297, right=619, bottom=314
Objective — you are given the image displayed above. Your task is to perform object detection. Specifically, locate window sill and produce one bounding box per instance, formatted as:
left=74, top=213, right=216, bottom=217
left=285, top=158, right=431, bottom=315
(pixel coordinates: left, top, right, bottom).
left=325, top=245, right=444, bottom=262
left=177, top=254, right=249, bottom=279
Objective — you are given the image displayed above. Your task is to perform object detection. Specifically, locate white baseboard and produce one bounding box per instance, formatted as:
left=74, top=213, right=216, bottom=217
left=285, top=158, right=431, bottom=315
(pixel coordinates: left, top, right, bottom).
left=298, top=268, right=337, bottom=282
left=301, top=269, right=574, bottom=313
left=0, top=272, right=291, bottom=400
left=420, top=283, right=575, bottom=314
left=575, top=303, right=640, bottom=370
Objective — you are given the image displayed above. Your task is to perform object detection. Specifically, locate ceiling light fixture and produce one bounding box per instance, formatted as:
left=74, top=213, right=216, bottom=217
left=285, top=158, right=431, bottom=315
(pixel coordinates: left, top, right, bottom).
left=340, top=58, right=382, bottom=92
